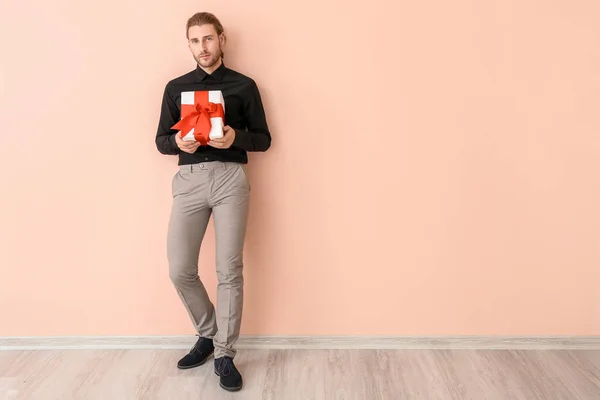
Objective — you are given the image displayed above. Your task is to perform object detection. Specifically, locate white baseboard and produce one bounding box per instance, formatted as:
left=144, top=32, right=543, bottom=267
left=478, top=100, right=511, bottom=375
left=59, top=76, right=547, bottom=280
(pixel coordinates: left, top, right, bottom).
left=2, top=335, right=600, bottom=351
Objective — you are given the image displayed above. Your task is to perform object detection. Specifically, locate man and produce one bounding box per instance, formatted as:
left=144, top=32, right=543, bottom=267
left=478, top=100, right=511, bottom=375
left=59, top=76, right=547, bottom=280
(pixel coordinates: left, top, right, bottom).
left=155, top=12, right=271, bottom=392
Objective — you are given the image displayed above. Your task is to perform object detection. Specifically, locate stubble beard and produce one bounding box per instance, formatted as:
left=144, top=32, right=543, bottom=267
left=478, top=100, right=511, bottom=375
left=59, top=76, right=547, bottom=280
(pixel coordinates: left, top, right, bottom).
left=195, top=48, right=222, bottom=69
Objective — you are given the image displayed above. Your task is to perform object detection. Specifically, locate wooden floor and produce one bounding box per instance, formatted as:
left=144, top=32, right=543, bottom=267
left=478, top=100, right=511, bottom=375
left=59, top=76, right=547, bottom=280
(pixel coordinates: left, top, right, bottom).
left=1, top=349, right=600, bottom=399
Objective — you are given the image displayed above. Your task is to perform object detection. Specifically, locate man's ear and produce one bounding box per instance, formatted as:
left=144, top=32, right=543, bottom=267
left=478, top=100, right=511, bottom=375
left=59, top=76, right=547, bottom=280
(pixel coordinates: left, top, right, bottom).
left=219, top=33, right=226, bottom=46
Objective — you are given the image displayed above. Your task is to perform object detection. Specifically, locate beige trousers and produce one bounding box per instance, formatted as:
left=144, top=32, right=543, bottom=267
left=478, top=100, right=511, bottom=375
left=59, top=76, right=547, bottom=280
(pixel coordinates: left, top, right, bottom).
left=167, top=161, right=250, bottom=359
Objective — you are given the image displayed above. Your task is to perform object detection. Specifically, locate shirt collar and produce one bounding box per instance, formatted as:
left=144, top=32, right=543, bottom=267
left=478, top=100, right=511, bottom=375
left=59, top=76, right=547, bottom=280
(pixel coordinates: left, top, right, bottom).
left=196, top=60, right=227, bottom=82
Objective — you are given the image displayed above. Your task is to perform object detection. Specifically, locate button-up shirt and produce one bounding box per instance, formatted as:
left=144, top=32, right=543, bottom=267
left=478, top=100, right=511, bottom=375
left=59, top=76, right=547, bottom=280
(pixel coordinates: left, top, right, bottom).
left=155, top=62, right=271, bottom=164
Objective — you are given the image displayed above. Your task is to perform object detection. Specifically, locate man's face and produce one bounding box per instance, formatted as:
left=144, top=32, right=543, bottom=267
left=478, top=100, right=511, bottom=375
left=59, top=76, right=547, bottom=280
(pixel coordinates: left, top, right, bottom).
left=188, top=24, right=223, bottom=72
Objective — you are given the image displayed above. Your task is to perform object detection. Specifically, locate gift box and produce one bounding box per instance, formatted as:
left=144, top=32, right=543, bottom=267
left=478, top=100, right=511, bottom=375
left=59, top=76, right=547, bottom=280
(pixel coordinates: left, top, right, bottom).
left=171, top=90, right=225, bottom=145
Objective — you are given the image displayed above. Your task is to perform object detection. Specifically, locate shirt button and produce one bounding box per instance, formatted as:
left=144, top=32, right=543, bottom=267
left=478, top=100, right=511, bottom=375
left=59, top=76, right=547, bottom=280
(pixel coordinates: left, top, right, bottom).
left=205, top=157, right=209, bottom=160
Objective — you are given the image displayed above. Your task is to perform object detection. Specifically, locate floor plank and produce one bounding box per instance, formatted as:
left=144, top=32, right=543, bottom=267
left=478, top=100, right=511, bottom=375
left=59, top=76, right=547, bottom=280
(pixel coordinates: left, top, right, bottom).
left=1, top=349, right=599, bottom=399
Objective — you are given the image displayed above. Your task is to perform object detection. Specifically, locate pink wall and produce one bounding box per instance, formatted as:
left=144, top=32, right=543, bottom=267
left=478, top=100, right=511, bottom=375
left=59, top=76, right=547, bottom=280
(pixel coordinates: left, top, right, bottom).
left=1, top=0, right=600, bottom=337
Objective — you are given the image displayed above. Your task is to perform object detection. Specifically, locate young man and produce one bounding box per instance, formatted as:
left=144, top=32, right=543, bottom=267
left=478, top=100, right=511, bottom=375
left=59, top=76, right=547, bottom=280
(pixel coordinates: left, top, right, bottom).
left=155, top=12, right=271, bottom=392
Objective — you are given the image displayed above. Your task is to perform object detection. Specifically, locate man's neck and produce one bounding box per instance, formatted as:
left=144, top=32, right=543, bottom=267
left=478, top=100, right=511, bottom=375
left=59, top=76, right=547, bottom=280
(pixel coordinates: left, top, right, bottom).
left=198, top=58, right=222, bottom=75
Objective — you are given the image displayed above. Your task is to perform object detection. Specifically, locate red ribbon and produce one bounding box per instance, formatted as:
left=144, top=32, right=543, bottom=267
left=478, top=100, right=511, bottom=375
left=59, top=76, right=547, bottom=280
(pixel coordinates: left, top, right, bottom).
left=171, top=102, right=225, bottom=145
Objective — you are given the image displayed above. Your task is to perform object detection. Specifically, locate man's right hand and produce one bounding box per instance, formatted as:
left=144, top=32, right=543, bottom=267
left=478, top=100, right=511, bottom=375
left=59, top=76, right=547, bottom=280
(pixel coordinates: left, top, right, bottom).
left=175, top=132, right=200, bottom=154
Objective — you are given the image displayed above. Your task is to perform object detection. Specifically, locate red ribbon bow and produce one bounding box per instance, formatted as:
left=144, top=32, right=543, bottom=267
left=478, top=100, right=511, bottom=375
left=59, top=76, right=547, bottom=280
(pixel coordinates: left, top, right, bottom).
left=171, top=102, right=225, bottom=145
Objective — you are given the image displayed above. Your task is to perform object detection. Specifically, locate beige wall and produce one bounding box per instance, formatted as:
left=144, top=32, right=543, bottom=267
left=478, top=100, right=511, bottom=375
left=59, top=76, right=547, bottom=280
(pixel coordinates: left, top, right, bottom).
left=1, top=0, right=599, bottom=336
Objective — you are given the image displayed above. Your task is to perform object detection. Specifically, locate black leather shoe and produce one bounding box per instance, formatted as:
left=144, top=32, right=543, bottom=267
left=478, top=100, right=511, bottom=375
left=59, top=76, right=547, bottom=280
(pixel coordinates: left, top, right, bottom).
left=214, top=356, right=243, bottom=391
left=177, top=336, right=214, bottom=369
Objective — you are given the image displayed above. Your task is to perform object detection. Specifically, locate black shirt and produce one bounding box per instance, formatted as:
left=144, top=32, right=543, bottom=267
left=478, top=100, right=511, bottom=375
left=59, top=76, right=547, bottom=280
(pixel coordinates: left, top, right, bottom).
left=155, top=62, right=271, bottom=164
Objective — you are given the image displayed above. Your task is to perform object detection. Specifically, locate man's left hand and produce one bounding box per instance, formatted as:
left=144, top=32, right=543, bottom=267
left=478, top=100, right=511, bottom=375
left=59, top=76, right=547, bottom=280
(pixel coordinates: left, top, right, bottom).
left=208, top=125, right=235, bottom=149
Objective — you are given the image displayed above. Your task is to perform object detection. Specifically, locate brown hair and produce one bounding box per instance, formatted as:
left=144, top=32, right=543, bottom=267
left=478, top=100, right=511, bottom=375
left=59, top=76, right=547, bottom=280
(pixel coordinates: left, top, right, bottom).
left=186, top=12, right=224, bottom=39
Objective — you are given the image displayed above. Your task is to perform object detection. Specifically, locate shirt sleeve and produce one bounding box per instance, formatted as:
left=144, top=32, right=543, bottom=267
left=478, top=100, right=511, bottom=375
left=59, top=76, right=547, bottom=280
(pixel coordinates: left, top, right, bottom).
left=232, top=80, right=272, bottom=152
left=155, top=84, right=181, bottom=155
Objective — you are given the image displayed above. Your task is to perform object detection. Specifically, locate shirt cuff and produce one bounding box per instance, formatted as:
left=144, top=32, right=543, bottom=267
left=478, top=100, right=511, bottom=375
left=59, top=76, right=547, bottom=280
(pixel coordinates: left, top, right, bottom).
left=169, top=133, right=180, bottom=151
left=232, top=128, right=249, bottom=149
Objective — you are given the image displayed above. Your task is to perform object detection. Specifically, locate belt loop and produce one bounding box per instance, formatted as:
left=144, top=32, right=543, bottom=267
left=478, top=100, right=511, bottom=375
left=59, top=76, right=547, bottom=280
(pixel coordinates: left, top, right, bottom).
left=190, top=164, right=193, bottom=173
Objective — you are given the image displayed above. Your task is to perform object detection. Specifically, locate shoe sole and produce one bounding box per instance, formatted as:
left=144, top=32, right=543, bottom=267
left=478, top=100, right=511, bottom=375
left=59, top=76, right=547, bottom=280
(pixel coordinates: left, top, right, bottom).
left=214, top=369, right=243, bottom=392
left=176, top=351, right=213, bottom=370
